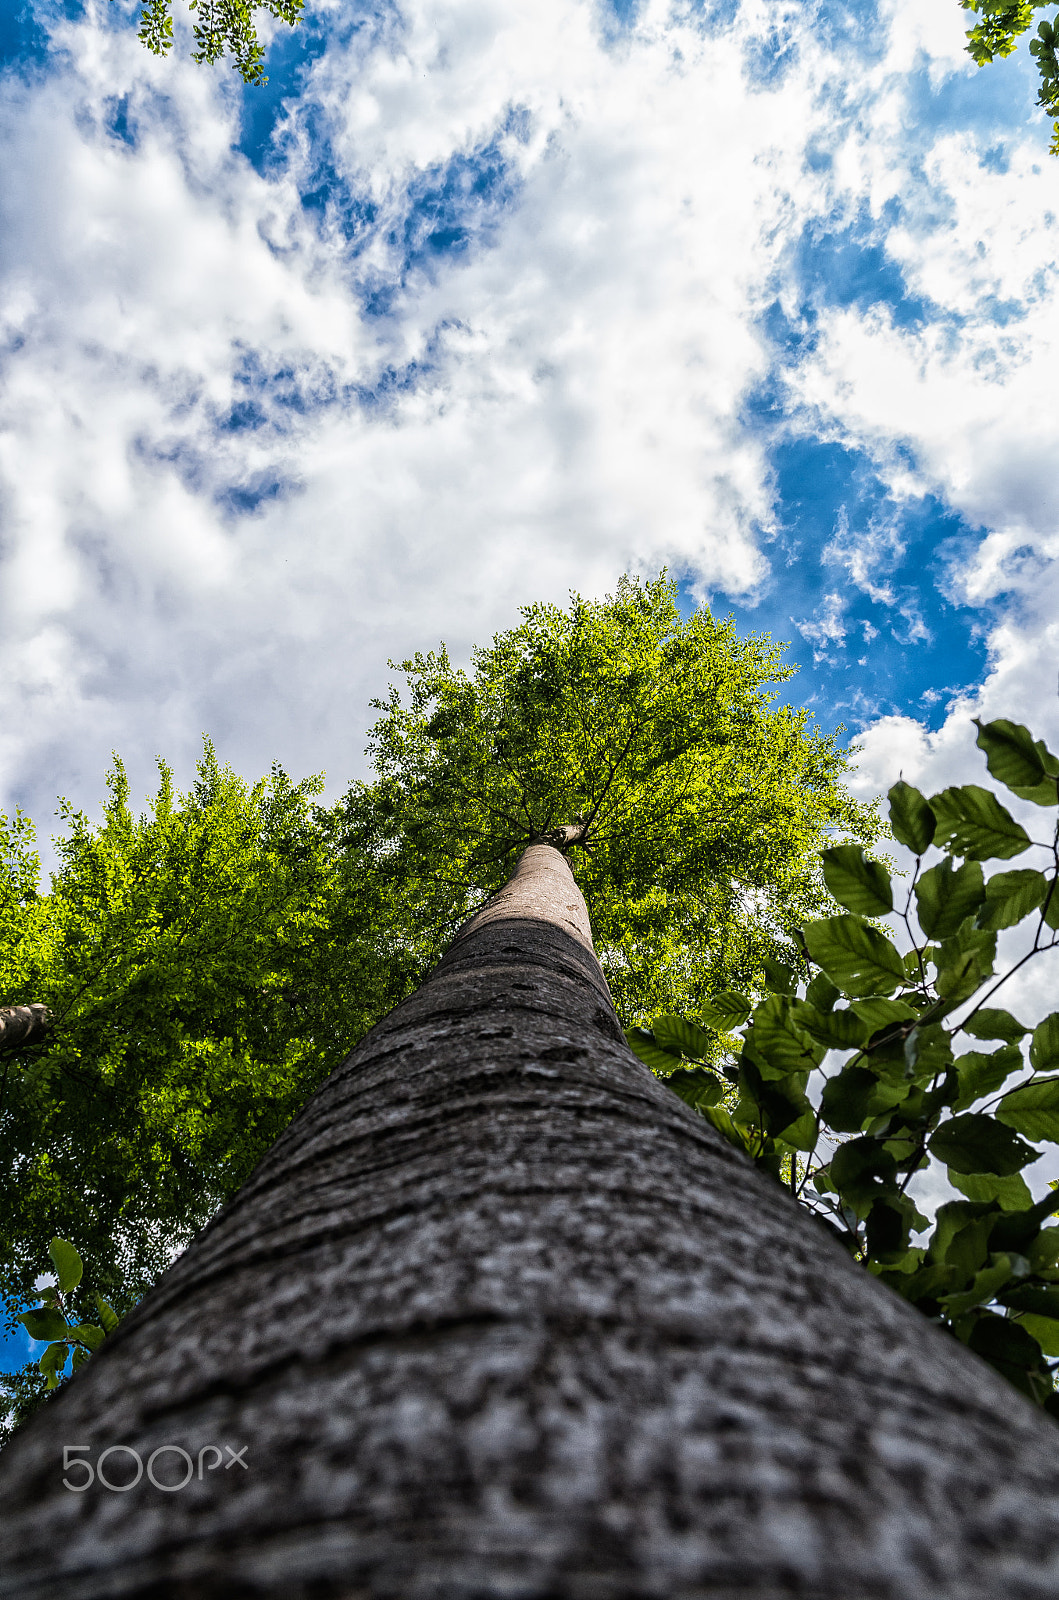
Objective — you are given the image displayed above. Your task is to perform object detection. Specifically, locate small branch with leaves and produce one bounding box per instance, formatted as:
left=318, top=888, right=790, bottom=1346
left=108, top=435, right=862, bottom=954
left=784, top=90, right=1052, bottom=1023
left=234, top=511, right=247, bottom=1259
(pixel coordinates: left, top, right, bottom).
left=629, top=714, right=1059, bottom=1414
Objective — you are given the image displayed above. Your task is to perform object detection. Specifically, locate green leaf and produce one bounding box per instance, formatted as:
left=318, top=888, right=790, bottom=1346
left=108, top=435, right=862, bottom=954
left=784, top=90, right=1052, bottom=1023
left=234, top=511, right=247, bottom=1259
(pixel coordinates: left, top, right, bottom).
left=775, top=1106, right=818, bottom=1151
left=1000, top=1284, right=1059, bottom=1318
left=821, top=844, right=893, bottom=916
left=701, top=990, right=752, bottom=1030
left=851, top=996, right=918, bottom=1036
left=941, top=1256, right=1017, bottom=1317
left=914, top=858, right=985, bottom=940
left=38, top=1341, right=68, bottom=1388
left=66, top=1322, right=105, bottom=1352
left=929, top=1113, right=1040, bottom=1175
left=934, top=925, right=995, bottom=1003
left=904, top=1022, right=954, bottom=1080
left=888, top=779, right=936, bottom=855
left=821, top=1064, right=907, bottom=1133
left=963, top=1007, right=1028, bottom=1045
left=94, top=1295, right=120, bottom=1335
left=760, top=957, right=798, bottom=995
left=48, top=1237, right=83, bottom=1294
left=71, top=1344, right=90, bottom=1372
left=998, top=1075, right=1059, bottom=1143
left=976, top=868, right=1047, bottom=931
left=1012, top=1312, right=1059, bottom=1357
left=948, top=1168, right=1034, bottom=1210
left=665, top=1066, right=723, bottom=1110
left=953, top=1045, right=1024, bottom=1112
left=805, top=971, right=839, bottom=1012
left=802, top=915, right=906, bottom=998
left=18, top=1307, right=70, bottom=1342
left=700, top=1103, right=751, bottom=1153
left=794, top=1002, right=868, bottom=1051
left=651, top=1015, right=714, bottom=1060
left=830, top=1135, right=899, bottom=1213
left=974, top=717, right=1048, bottom=791
left=929, top=784, right=1032, bottom=861
left=974, top=718, right=1059, bottom=806
left=625, top=1028, right=683, bottom=1076
left=1030, top=1012, right=1059, bottom=1074
left=743, top=995, right=824, bottom=1078
left=967, top=1312, right=1044, bottom=1382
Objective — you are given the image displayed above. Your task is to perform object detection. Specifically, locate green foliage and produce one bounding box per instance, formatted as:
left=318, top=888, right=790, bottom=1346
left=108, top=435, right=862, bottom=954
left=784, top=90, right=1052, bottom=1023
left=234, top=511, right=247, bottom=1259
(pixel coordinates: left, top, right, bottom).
left=0, top=742, right=409, bottom=1329
left=960, top=1, right=1059, bottom=155
left=636, top=715, right=1059, bottom=1415
left=128, top=0, right=303, bottom=85
left=359, top=573, right=880, bottom=1031
left=0, top=1238, right=119, bottom=1444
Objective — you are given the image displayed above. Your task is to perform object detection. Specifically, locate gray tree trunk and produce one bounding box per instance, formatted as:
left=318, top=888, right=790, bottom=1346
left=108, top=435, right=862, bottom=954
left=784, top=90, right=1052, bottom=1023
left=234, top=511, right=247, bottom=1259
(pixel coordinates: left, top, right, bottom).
left=0, top=1003, right=51, bottom=1054
left=2, top=844, right=1059, bottom=1597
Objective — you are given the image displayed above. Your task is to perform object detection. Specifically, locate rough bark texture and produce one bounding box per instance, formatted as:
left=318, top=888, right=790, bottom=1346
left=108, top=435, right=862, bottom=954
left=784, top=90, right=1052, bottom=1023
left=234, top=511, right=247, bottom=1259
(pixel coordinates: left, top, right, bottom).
left=0, top=1003, right=52, bottom=1054
left=3, top=845, right=1059, bottom=1597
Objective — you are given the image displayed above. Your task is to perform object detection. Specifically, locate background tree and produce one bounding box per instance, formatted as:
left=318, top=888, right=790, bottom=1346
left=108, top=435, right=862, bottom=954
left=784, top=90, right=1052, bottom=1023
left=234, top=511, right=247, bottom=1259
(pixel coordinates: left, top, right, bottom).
left=353, top=572, right=879, bottom=1030
left=0, top=744, right=408, bottom=1337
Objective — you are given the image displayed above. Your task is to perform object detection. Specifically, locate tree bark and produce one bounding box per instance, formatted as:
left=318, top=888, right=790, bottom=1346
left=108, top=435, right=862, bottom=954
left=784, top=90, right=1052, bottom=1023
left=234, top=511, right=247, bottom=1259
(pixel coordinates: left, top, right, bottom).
left=3, top=844, right=1059, bottom=1596
left=0, top=1003, right=52, bottom=1054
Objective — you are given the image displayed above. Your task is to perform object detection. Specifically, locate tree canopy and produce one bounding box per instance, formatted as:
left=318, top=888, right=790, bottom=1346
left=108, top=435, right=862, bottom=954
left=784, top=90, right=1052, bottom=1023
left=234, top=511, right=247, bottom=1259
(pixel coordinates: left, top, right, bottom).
left=0, top=744, right=408, bottom=1327
left=353, top=573, right=880, bottom=1027
left=962, top=0, right=1059, bottom=151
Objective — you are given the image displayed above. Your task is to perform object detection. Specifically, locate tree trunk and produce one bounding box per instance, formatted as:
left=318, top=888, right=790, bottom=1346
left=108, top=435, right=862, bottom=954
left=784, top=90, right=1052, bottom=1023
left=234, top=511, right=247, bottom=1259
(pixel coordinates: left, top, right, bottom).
left=0, top=1003, right=52, bottom=1054
left=2, top=844, right=1059, bottom=1597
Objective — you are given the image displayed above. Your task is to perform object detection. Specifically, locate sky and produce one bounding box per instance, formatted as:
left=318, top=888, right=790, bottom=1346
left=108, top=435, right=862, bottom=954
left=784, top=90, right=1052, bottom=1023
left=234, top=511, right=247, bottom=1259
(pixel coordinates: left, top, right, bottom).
left=3, top=0, right=1059, bottom=1368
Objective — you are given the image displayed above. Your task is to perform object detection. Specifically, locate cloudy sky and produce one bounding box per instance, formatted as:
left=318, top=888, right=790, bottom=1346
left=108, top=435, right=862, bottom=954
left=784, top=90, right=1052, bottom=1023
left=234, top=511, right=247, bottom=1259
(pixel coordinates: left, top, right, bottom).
left=1, top=0, right=1057, bottom=839
left=4, top=0, right=1059, bottom=1370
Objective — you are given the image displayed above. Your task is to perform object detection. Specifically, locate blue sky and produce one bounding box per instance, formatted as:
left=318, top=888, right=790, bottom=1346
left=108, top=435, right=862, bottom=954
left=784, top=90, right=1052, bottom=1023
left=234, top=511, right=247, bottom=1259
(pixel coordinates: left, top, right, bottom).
left=3, top=0, right=1059, bottom=1367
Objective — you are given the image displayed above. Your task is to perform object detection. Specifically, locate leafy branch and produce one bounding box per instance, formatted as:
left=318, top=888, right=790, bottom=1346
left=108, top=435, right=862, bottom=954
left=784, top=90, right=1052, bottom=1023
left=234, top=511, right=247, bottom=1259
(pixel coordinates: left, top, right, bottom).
left=630, top=715, right=1059, bottom=1413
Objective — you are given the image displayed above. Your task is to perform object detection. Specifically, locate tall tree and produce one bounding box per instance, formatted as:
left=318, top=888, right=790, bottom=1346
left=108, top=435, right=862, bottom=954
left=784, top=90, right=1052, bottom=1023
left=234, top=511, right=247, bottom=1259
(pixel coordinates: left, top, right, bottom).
left=3, top=840, right=1059, bottom=1594
left=352, top=573, right=878, bottom=1027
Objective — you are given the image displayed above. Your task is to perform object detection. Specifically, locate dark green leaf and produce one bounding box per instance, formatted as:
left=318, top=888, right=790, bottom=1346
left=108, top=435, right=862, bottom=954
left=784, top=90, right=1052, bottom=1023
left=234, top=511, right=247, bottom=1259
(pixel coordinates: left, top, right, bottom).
left=66, top=1322, right=104, bottom=1352
left=888, top=779, right=936, bottom=855
left=1030, top=1012, right=1059, bottom=1074
left=48, top=1237, right=83, bottom=1294
left=998, top=1074, right=1059, bottom=1142
left=976, top=868, right=1047, bottom=931
left=904, top=1022, right=954, bottom=1079
left=929, top=784, right=1031, bottom=861
left=935, top=925, right=996, bottom=1003
left=949, top=1168, right=1033, bottom=1210
left=1014, top=1312, right=1059, bottom=1357
left=744, top=995, right=824, bottom=1078
left=954, top=1045, right=1024, bottom=1112
left=974, top=717, right=1047, bottom=791
left=702, top=990, right=752, bottom=1030
left=805, top=971, right=839, bottom=1012
left=914, top=857, right=985, bottom=940
left=760, top=957, right=798, bottom=995
left=929, top=1113, right=1040, bottom=1175
left=942, top=1256, right=1017, bottom=1316
left=830, top=1135, right=899, bottom=1212
left=38, top=1341, right=67, bottom=1386
left=851, top=996, right=918, bottom=1036
left=94, top=1296, right=120, bottom=1335
left=821, top=1065, right=907, bottom=1133
left=625, top=1028, right=684, bottom=1076
left=18, top=1307, right=69, bottom=1342
left=821, top=844, right=893, bottom=916
left=652, top=1015, right=714, bottom=1060
left=802, top=915, right=906, bottom=998
left=963, top=1007, right=1028, bottom=1045
left=794, top=1001, right=868, bottom=1051
left=1000, top=1285, right=1059, bottom=1318
left=700, top=1103, right=750, bottom=1152
left=968, top=1311, right=1044, bottom=1371
left=665, top=1066, right=724, bottom=1110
